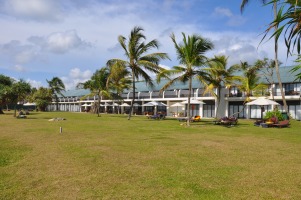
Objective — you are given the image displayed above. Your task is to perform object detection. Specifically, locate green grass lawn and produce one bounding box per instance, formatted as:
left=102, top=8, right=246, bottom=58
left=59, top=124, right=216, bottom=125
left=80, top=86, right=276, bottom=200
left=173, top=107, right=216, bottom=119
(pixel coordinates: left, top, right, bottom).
left=1, top=111, right=301, bottom=199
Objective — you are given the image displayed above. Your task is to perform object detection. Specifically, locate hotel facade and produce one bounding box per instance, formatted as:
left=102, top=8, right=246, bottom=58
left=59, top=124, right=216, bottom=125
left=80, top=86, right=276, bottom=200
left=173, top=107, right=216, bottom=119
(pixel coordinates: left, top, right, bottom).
left=48, top=66, right=301, bottom=120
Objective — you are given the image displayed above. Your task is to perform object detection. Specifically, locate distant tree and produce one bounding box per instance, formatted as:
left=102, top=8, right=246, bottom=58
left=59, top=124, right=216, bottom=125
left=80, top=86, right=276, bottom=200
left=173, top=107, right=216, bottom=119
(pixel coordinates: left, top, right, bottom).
left=11, top=79, right=32, bottom=117
left=157, top=33, right=213, bottom=126
left=256, top=58, right=279, bottom=99
left=0, top=74, right=14, bottom=114
left=31, top=87, right=53, bottom=111
left=47, top=77, right=65, bottom=111
left=77, top=68, right=110, bottom=117
left=107, top=26, right=169, bottom=120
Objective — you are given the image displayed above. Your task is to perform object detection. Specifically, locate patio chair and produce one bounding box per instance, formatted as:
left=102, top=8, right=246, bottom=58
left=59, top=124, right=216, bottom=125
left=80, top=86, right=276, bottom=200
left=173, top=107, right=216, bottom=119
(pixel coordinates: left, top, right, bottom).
left=192, top=115, right=201, bottom=122
left=271, top=120, right=290, bottom=128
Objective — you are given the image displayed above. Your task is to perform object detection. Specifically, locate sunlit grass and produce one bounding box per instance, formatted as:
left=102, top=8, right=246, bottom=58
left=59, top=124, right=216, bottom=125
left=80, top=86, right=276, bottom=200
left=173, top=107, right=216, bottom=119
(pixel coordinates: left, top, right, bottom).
left=1, top=111, right=301, bottom=199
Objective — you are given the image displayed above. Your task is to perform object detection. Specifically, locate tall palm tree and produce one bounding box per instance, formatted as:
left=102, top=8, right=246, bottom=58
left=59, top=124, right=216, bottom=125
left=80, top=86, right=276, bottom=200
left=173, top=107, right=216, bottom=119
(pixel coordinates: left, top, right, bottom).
left=47, top=77, right=65, bottom=111
left=265, top=1, right=301, bottom=82
left=202, top=55, right=239, bottom=119
left=241, top=0, right=288, bottom=112
left=157, top=33, right=213, bottom=126
left=77, top=68, right=110, bottom=117
left=107, top=26, right=169, bottom=120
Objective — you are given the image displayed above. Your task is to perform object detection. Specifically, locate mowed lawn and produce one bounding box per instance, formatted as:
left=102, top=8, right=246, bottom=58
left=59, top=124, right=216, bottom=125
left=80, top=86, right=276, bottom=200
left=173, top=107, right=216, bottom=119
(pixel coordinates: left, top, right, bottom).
left=1, top=111, right=301, bottom=200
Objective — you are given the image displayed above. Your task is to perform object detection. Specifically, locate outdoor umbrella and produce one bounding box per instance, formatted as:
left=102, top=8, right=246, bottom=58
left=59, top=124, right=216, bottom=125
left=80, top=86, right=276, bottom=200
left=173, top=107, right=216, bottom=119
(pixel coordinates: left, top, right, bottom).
left=246, top=97, right=280, bottom=106
left=23, top=102, right=36, bottom=106
left=142, top=101, right=166, bottom=114
left=81, top=103, right=91, bottom=106
left=120, top=103, right=130, bottom=107
left=246, top=97, right=279, bottom=119
left=171, top=102, right=184, bottom=115
left=103, top=102, right=111, bottom=106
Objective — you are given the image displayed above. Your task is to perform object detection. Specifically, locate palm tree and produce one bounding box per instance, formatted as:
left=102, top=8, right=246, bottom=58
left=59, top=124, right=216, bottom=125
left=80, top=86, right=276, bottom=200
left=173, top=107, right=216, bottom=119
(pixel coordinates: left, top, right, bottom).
left=77, top=68, right=110, bottom=117
left=157, top=33, right=213, bottom=126
left=47, top=77, right=65, bottom=111
left=106, top=62, right=131, bottom=98
left=202, top=55, right=239, bottom=118
left=265, top=1, right=301, bottom=82
left=107, top=26, right=169, bottom=120
left=241, top=0, right=288, bottom=113
left=240, top=0, right=267, bottom=12
left=106, top=62, right=132, bottom=114
left=290, top=55, right=301, bottom=81
left=235, top=61, right=268, bottom=102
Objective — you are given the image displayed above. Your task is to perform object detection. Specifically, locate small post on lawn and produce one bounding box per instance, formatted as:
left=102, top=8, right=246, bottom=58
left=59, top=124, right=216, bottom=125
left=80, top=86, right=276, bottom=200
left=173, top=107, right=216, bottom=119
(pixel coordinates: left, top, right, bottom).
left=60, top=127, right=63, bottom=133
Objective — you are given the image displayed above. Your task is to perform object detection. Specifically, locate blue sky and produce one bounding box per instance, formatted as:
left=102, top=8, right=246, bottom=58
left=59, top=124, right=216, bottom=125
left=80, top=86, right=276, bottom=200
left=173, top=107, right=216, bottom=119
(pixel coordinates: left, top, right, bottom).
left=0, top=0, right=297, bottom=89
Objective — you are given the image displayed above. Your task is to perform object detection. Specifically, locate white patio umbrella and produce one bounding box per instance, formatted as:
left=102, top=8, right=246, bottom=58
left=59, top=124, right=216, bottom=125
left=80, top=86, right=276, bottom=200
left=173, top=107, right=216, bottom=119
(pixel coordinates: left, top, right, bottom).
left=246, top=97, right=279, bottom=119
left=246, top=97, right=280, bottom=106
left=23, top=102, right=36, bottom=106
left=133, top=103, right=141, bottom=106
left=111, top=103, right=119, bottom=106
left=120, top=103, right=130, bottom=107
left=81, top=103, right=91, bottom=106
left=103, top=102, right=111, bottom=106
left=142, top=101, right=166, bottom=114
left=171, top=102, right=184, bottom=114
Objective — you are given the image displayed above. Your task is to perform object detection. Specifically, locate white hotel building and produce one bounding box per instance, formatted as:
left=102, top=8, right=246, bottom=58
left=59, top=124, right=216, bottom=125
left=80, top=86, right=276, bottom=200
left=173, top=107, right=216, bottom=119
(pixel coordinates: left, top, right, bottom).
left=48, top=66, right=301, bottom=120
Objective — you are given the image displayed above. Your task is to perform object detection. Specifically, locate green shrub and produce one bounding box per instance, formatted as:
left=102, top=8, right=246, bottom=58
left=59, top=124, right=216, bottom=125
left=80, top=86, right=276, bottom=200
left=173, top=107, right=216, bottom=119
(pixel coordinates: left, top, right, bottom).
left=264, top=110, right=284, bottom=121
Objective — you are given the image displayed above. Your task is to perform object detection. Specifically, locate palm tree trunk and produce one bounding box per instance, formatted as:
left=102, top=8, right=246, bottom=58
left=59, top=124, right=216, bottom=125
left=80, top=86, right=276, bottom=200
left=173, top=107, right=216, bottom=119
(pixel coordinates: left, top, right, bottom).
left=97, top=93, right=101, bottom=117
left=128, top=70, right=135, bottom=120
left=186, top=78, right=192, bottom=126
left=215, top=87, right=221, bottom=119
left=273, top=1, right=288, bottom=112
left=13, top=104, right=17, bottom=117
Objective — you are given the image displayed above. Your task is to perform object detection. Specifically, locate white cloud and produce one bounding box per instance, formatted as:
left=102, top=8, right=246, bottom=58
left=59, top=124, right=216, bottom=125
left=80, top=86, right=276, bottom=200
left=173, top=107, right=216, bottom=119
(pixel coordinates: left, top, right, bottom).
left=2, top=0, right=63, bottom=22
left=210, top=33, right=267, bottom=66
left=61, top=68, right=93, bottom=90
left=214, top=7, right=233, bottom=17
left=29, top=30, right=91, bottom=54
left=12, top=64, right=26, bottom=72
left=27, top=79, right=43, bottom=88
left=212, top=7, right=246, bottom=27
left=0, top=40, right=39, bottom=64
left=0, top=30, right=90, bottom=66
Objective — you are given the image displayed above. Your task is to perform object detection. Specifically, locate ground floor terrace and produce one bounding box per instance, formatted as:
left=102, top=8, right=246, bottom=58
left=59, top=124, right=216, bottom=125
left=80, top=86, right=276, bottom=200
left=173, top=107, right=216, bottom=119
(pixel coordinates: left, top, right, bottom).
left=48, top=96, right=301, bottom=120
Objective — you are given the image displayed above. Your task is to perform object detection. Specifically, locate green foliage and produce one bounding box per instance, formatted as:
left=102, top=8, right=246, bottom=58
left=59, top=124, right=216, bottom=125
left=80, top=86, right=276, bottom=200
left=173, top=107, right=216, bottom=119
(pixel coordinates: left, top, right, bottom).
left=264, top=110, right=284, bottom=121
left=158, top=33, right=214, bottom=124
left=107, top=26, right=169, bottom=119
left=31, top=87, right=52, bottom=111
